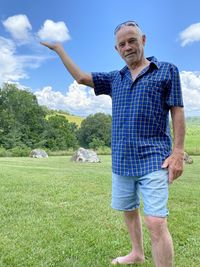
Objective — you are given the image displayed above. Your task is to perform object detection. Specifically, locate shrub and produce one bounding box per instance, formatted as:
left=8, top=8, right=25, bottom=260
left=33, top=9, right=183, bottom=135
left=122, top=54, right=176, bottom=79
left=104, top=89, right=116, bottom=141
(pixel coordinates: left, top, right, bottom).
left=7, top=146, right=31, bottom=157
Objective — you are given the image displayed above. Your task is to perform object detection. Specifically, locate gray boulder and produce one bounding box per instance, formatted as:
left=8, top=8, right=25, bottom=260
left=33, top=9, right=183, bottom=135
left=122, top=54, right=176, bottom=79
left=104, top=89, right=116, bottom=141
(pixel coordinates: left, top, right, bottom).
left=184, top=152, right=193, bottom=164
left=30, top=149, right=48, bottom=158
left=71, top=147, right=100, bottom=163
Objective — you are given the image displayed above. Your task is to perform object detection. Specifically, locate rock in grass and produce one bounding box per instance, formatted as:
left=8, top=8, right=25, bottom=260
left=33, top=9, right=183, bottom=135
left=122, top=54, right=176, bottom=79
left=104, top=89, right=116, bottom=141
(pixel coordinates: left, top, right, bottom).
left=71, top=147, right=100, bottom=163
left=184, top=152, right=193, bottom=164
left=30, top=149, right=48, bottom=158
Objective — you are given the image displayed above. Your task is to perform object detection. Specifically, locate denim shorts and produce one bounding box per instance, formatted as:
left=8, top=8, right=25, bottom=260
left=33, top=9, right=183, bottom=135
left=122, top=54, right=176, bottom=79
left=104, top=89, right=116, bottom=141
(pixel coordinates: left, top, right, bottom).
left=111, top=169, right=169, bottom=217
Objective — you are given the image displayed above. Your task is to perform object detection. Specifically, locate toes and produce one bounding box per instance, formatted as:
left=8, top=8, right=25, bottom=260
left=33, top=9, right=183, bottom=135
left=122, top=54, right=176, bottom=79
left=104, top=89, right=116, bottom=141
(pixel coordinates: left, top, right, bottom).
left=111, top=255, right=144, bottom=265
left=111, top=257, right=119, bottom=265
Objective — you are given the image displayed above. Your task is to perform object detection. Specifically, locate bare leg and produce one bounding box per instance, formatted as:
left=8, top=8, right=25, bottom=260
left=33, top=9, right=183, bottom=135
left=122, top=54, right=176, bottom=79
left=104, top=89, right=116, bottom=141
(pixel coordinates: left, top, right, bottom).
left=112, top=209, right=145, bottom=265
left=145, top=216, right=174, bottom=267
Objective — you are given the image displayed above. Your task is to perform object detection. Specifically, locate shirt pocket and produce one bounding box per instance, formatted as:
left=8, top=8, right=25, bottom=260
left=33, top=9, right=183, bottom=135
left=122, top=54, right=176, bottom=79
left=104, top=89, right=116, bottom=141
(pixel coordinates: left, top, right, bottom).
left=135, top=80, right=165, bottom=114
left=139, top=80, right=163, bottom=99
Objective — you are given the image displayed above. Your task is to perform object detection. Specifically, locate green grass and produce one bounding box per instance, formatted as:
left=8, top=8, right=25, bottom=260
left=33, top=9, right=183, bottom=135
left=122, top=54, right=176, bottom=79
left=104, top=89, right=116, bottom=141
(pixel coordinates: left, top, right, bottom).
left=60, top=114, right=83, bottom=127
left=185, top=136, right=200, bottom=154
left=0, top=156, right=199, bottom=267
left=185, top=117, right=200, bottom=155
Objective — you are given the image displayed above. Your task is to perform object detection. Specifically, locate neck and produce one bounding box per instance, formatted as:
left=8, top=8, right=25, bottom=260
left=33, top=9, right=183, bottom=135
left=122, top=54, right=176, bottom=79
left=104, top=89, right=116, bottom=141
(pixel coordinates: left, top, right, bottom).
left=128, top=58, right=149, bottom=71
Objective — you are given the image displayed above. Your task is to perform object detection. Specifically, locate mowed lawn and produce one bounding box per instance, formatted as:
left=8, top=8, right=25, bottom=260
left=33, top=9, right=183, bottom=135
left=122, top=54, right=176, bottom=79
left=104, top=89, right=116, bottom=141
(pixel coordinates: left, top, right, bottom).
left=0, top=156, right=199, bottom=267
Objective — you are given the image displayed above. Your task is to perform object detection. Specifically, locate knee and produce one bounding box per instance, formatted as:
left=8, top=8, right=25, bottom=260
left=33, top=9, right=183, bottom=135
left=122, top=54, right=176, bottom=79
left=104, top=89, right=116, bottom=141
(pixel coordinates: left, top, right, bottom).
left=124, top=208, right=140, bottom=221
left=144, top=216, right=167, bottom=242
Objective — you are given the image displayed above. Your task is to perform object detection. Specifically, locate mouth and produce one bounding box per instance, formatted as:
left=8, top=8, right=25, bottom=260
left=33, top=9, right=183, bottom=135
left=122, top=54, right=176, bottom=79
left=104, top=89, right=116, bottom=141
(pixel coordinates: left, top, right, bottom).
left=125, top=52, right=136, bottom=57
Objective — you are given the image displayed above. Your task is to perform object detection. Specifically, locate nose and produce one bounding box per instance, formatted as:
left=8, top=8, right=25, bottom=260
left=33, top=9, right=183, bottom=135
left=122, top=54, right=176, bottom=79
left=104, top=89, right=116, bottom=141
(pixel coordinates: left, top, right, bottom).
left=124, top=42, right=132, bottom=50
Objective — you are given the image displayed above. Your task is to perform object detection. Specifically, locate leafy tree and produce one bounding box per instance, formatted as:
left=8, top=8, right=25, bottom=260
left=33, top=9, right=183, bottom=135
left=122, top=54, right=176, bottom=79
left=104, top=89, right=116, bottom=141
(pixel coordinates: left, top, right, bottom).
left=0, top=83, right=46, bottom=148
left=0, top=84, right=112, bottom=154
left=89, top=138, right=105, bottom=150
left=42, top=115, right=78, bottom=150
left=77, top=113, right=111, bottom=148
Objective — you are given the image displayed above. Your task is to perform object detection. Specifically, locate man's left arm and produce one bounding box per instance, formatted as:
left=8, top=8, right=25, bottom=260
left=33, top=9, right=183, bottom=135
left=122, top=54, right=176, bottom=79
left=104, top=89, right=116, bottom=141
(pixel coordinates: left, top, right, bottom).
left=162, top=106, right=186, bottom=183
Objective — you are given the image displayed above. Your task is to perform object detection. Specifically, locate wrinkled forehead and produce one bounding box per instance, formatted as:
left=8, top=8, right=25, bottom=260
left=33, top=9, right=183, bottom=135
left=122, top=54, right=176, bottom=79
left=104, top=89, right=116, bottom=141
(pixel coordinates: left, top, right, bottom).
left=115, top=25, right=143, bottom=43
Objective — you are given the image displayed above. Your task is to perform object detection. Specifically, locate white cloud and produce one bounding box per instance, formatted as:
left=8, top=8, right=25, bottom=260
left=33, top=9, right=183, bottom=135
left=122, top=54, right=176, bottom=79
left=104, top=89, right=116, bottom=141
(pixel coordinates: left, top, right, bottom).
left=34, top=81, right=112, bottom=116
left=37, top=20, right=70, bottom=42
left=0, top=37, right=46, bottom=86
left=180, top=71, right=200, bottom=116
left=34, top=73, right=200, bottom=117
left=179, top=22, right=200, bottom=47
left=0, top=37, right=27, bottom=84
left=2, top=14, right=32, bottom=44
left=0, top=15, right=66, bottom=87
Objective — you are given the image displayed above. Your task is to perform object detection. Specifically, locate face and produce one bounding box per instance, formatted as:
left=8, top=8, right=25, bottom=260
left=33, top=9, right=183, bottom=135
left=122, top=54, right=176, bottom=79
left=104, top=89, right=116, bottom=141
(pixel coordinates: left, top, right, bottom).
left=115, top=25, right=146, bottom=66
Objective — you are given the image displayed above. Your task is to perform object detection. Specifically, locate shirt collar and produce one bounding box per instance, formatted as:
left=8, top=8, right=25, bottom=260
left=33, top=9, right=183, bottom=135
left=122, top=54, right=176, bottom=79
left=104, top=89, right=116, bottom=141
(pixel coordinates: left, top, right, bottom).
left=119, top=56, right=160, bottom=78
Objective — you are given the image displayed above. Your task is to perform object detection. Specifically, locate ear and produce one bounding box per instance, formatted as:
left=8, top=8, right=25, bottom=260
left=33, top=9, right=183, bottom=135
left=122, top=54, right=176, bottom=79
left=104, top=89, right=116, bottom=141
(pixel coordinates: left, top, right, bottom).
left=142, top=35, right=146, bottom=46
left=115, top=45, right=118, bottom=52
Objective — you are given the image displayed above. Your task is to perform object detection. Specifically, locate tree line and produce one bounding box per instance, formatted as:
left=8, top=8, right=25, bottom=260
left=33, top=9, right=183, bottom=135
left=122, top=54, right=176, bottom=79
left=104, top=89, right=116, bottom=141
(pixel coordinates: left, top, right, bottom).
left=0, top=84, right=111, bottom=156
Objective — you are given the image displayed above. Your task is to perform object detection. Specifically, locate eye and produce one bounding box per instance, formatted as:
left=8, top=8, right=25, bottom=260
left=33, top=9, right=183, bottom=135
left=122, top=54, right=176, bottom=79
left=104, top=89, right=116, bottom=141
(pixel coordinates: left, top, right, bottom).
left=129, top=38, right=137, bottom=44
left=119, top=42, right=125, bottom=48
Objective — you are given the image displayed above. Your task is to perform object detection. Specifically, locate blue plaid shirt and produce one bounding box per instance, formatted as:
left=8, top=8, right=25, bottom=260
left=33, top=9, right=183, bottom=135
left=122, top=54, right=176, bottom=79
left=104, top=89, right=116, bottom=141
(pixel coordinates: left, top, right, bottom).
left=92, top=57, right=184, bottom=176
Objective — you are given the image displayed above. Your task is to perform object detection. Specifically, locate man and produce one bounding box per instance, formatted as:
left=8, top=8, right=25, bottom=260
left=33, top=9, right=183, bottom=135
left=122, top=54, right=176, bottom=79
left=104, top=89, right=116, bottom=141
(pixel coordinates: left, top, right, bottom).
left=41, top=20, right=185, bottom=267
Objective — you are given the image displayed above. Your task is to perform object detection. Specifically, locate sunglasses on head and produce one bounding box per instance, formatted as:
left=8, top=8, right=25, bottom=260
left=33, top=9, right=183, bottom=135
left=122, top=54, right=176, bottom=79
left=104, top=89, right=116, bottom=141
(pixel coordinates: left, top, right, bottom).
left=114, top=21, right=139, bottom=35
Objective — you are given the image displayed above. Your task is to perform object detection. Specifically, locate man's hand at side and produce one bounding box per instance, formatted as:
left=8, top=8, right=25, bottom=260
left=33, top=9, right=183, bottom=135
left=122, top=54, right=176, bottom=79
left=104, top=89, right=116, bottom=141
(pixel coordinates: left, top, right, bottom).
left=162, top=149, right=184, bottom=183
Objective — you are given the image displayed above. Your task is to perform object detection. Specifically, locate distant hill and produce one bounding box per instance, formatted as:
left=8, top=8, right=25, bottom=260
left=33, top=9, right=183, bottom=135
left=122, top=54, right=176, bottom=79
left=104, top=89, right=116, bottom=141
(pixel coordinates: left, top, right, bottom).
left=186, top=116, right=200, bottom=125
left=58, top=113, right=83, bottom=127
left=185, top=116, right=200, bottom=134
left=53, top=113, right=200, bottom=128
left=46, top=110, right=84, bottom=127
left=50, top=113, right=200, bottom=130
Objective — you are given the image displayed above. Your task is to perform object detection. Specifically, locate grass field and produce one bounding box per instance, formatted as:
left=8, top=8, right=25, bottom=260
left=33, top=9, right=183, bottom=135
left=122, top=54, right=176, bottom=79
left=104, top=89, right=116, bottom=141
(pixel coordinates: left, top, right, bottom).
left=185, top=118, right=200, bottom=154
left=0, top=156, right=199, bottom=267
left=60, top=114, right=83, bottom=127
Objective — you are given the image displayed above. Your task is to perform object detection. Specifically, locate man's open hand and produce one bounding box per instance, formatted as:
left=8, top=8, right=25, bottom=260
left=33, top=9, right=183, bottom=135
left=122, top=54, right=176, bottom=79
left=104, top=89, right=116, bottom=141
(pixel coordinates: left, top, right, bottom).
left=40, top=42, right=62, bottom=52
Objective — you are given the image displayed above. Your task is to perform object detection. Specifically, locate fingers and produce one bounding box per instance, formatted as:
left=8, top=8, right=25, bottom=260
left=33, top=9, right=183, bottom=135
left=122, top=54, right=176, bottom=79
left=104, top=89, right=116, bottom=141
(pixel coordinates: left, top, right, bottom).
left=40, top=42, right=62, bottom=52
left=161, top=158, right=169, bottom=169
left=168, top=168, right=183, bottom=183
left=40, top=41, right=52, bottom=49
left=162, top=154, right=184, bottom=184
left=40, top=41, right=47, bottom=46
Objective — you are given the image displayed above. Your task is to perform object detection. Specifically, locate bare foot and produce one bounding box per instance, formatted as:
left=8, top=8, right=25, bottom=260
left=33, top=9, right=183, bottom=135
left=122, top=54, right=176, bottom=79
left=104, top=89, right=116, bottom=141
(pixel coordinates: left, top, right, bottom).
left=111, top=253, right=145, bottom=265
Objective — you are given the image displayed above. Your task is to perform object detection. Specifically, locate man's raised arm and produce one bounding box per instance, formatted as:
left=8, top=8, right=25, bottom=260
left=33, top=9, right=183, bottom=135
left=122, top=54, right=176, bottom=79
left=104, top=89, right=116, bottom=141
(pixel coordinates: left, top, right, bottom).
left=41, top=42, right=94, bottom=88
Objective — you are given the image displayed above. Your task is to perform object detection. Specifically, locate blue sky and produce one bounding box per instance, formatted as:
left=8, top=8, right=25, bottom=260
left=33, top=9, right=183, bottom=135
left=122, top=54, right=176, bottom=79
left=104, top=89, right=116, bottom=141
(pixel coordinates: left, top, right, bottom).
left=1, top=0, right=200, bottom=117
